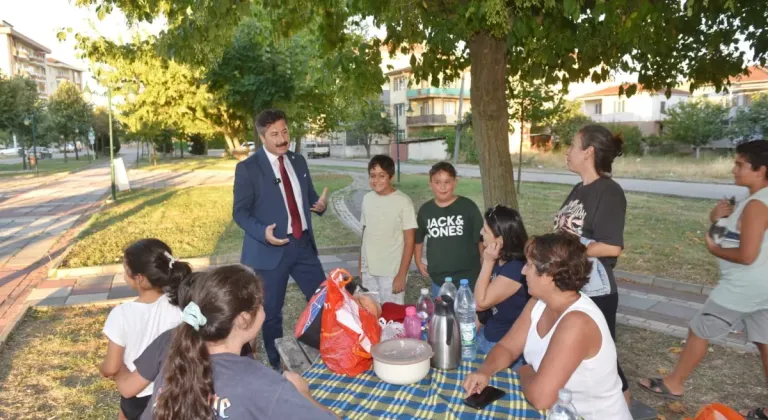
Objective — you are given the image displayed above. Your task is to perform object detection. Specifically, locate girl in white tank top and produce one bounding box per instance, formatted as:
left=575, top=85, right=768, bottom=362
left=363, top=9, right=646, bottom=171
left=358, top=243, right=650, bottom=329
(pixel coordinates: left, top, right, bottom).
left=524, top=294, right=631, bottom=419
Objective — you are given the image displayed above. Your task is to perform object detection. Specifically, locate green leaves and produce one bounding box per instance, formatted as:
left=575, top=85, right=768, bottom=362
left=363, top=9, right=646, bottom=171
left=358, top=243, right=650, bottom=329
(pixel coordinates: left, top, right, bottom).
left=663, top=99, right=729, bottom=149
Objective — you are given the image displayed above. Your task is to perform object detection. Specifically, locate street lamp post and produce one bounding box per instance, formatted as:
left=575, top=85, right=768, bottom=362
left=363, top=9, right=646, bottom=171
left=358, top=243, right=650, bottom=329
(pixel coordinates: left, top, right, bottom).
left=83, top=84, right=117, bottom=201
left=23, top=114, right=38, bottom=176
left=381, top=103, right=414, bottom=183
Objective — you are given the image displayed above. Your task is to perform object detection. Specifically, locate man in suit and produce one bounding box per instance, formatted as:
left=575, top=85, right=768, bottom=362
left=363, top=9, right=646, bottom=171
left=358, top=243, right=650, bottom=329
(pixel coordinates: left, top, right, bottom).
left=233, top=109, right=328, bottom=369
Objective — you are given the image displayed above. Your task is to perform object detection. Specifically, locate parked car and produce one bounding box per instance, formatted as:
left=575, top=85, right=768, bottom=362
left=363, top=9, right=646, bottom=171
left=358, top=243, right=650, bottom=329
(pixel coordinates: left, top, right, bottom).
left=0, top=147, right=19, bottom=157
left=304, top=142, right=330, bottom=159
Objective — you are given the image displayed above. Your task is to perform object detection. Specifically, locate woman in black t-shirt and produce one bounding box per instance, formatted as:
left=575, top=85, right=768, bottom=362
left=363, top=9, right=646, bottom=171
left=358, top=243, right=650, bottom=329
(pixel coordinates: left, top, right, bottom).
left=553, top=124, right=629, bottom=401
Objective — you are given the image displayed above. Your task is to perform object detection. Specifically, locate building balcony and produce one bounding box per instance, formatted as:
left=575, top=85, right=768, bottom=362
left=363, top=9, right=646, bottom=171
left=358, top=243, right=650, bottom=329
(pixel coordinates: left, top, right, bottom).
left=407, top=87, right=471, bottom=99
left=407, top=113, right=458, bottom=126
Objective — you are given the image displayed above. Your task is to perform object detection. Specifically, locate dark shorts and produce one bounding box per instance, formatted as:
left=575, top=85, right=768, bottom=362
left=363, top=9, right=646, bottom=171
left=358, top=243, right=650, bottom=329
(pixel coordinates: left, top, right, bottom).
left=120, top=395, right=151, bottom=420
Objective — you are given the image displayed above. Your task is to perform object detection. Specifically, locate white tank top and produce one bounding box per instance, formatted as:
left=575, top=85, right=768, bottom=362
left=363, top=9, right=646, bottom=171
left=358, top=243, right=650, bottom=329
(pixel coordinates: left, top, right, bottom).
left=523, top=294, right=632, bottom=420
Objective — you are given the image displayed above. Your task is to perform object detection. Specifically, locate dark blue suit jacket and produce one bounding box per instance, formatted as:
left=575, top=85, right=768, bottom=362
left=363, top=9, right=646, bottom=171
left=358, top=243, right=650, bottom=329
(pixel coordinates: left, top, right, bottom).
left=233, top=148, right=324, bottom=271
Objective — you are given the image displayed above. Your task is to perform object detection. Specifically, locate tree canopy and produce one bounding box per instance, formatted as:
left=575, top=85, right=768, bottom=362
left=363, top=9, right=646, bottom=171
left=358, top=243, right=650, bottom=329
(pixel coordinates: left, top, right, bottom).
left=729, top=93, right=768, bottom=143
left=663, top=99, right=729, bottom=158
left=73, top=0, right=768, bottom=207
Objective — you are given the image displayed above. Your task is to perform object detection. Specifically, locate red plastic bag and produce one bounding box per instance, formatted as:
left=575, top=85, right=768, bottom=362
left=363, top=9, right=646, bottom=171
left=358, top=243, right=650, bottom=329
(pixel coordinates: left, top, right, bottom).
left=320, top=268, right=382, bottom=376
left=685, top=403, right=745, bottom=420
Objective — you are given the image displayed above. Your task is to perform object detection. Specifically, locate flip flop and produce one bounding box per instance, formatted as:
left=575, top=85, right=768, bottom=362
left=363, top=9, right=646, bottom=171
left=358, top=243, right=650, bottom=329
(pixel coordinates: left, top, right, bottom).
left=744, top=407, right=768, bottom=419
left=637, top=377, right=683, bottom=400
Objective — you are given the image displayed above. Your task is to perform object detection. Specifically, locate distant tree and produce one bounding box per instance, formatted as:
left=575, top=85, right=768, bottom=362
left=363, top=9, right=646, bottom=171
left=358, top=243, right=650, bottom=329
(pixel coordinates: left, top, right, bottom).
left=345, top=99, right=395, bottom=158
left=602, top=123, right=644, bottom=156
left=91, top=106, right=123, bottom=155
left=0, top=75, right=41, bottom=169
left=663, top=100, right=728, bottom=158
left=48, top=81, right=93, bottom=161
left=729, top=93, right=768, bottom=143
left=549, top=100, right=593, bottom=147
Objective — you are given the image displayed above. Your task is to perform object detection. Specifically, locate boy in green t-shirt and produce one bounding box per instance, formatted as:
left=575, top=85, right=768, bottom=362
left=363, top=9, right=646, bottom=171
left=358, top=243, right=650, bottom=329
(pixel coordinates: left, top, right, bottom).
left=415, top=162, right=484, bottom=297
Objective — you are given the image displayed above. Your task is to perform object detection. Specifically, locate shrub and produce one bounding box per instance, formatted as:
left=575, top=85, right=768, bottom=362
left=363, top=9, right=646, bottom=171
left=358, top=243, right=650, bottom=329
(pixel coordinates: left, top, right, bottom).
left=602, top=123, right=643, bottom=155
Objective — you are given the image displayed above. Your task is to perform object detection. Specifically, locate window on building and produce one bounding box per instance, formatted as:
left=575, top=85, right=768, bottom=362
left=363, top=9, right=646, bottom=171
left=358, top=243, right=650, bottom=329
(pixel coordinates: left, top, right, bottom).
left=393, top=77, right=407, bottom=91
left=660, top=101, right=666, bottom=114
left=395, top=103, right=404, bottom=117
left=444, top=101, right=455, bottom=115
left=594, top=102, right=602, bottom=115
left=420, top=102, right=430, bottom=115
left=397, top=129, right=405, bottom=141
left=613, top=100, right=625, bottom=113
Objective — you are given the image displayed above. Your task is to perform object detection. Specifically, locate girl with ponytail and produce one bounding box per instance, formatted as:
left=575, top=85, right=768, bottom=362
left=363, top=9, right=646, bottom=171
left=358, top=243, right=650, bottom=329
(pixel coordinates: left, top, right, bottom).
left=143, top=264, right=337, bottom=420
left=100, top=238, right=192, bottom=420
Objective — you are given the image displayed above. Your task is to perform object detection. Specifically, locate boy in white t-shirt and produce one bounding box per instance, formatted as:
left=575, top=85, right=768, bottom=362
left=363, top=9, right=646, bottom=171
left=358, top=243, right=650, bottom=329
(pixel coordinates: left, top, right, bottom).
left=357, top=155, right=417, bottom=304
left=99, top=239, right=191, bottom=420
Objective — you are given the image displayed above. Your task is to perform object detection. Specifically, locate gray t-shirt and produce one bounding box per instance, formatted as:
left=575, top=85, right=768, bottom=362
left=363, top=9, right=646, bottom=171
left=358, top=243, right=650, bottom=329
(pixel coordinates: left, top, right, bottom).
left=140, top=353, right=335, bottom=420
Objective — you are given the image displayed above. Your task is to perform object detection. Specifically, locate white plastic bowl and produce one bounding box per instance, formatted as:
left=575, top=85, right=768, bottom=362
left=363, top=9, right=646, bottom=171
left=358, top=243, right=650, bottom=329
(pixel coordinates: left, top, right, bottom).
left=371, top=338, right=433, bottom=385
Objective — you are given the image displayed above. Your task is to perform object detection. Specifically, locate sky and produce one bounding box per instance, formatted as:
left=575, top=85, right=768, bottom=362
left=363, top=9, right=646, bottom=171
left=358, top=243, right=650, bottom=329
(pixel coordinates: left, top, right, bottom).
left=0, top=0, right=164, bottom=102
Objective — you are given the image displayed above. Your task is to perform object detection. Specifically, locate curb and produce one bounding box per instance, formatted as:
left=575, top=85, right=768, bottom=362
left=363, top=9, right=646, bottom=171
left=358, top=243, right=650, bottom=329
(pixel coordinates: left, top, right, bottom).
left=615, top=270, right=715, bottom=296
left=0, top=301, right=31, bottom=352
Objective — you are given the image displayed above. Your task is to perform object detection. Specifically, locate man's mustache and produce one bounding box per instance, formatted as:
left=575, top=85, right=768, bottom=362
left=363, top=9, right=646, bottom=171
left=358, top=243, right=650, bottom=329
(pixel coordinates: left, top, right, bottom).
left=276, top=142, right=289, bottom=147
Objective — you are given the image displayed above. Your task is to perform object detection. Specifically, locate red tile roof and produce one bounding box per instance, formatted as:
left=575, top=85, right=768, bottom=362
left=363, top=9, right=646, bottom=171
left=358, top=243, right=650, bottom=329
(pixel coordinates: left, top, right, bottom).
left=729, top=66, right=768, bottom=84
left=577, top=84, right=689, bottom=99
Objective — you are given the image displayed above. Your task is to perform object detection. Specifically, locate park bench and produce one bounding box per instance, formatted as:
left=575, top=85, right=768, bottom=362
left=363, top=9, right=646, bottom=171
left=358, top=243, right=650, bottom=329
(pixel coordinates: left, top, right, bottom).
left=276, top=336, right=320, bottom=374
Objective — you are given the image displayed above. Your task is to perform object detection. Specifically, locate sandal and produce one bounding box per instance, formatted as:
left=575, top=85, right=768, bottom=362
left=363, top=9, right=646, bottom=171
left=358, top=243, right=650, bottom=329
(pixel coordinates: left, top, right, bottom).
left=637, top=377, right=683, bottom=400
left=744, top=407, right=768, bottom=419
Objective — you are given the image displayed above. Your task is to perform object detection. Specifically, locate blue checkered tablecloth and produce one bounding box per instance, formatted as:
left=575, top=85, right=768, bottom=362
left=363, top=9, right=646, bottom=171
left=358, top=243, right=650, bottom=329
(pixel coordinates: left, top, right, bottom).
left=303, top=356, right=545, bottom=419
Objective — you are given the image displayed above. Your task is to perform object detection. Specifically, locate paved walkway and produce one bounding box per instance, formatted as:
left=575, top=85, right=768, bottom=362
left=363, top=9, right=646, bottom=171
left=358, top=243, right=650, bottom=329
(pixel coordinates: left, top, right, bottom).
left=309, top=158, right=746, bottom=200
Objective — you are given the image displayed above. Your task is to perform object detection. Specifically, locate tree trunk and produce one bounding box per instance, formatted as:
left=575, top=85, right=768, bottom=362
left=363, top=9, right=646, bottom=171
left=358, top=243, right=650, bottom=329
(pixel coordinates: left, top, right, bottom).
left=695, top=146, right=700, bottom=159
left=294, top=138, right=302, bottom=155
left=468, top=32, right=518, bottom=210
left=517, top=106, right=524, bottom=192
left=223, top=134, right=236, bottom=153
left=63, top=138, right=68, bottom=163
left=74, top=138, right=80, bottom=160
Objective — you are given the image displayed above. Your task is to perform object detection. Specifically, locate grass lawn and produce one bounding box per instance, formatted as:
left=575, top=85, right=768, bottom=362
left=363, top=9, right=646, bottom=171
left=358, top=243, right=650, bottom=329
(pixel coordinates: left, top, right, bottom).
left=393, top=173, right=718, bottom=285
left=135, top=155, right=238, bottom=172
left=518, top=151, right=734, bottom=183
left=61, top=173, right=358, bottom=268
left=1, top=274, right=761, bottom=419
left=0, top=157, right=97, bottom=178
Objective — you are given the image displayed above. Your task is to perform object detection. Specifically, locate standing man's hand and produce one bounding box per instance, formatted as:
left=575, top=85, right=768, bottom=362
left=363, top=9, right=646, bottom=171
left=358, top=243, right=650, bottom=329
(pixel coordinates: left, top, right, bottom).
left=392, top=273, right=407, bottom=294
left=265, top=223, right=289, bottom=246
left=311, top=187, right=329, bottom=213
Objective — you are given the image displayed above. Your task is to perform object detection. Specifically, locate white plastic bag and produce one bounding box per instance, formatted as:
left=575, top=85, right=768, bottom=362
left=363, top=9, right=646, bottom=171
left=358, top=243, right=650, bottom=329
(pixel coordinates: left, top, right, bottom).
left=379, top=318, right=405, bottom=341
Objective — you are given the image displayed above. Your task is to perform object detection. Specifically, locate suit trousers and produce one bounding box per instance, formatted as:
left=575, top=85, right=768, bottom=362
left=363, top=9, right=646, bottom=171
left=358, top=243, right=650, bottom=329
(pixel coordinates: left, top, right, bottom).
left=255, top=233, right=325, bottom=368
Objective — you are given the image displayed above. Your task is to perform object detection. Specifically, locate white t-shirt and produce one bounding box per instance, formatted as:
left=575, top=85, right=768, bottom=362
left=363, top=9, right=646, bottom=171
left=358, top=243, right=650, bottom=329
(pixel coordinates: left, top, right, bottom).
left=523, top=295, right=631, bottom=420
left=103, top=294, right=182, bottom=397
left=361, top=189, right=418, bottom=277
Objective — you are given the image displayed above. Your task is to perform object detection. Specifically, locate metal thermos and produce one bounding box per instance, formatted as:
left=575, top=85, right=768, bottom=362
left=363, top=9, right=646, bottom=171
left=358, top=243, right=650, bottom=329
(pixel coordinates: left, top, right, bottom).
left=428, top=295, right=461, bottom=370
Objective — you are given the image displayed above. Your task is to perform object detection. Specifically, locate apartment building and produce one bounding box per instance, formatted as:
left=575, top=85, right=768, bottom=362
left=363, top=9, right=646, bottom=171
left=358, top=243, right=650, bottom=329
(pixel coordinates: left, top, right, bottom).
left=46, top=57, right=84, bottom=92
left=577, top=84, right=690, bottom=136
left=0, top=20, right=51, bottom=98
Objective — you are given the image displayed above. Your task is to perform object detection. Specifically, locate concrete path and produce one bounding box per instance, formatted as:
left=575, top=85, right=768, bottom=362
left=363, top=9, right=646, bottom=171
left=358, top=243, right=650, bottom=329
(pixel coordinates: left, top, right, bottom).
left=308, top=158, right=746, bottom=200
left=0, top=149, right=138, bottom=340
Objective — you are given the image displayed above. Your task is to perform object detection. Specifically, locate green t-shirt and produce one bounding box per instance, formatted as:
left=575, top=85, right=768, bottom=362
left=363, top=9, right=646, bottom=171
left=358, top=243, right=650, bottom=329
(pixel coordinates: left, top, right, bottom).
left=416, top=196, right=483, bottom=287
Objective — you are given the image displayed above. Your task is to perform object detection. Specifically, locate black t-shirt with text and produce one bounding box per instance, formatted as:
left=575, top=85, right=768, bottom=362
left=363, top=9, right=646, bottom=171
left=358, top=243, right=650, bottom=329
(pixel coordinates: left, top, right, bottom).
left=553, top=176, right=626, bottom=294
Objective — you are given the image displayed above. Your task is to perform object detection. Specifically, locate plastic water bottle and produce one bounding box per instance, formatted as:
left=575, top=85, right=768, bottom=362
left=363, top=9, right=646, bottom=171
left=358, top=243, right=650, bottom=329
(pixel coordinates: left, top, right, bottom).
left=455, top=279, right=477, bottom=360
left=417, top=288, right=434, bottom=340
left=438, top=277, right=457, bottom=301
left=404, top=306, right=422, bottom=340
left=546, top=389, right=579, bottom=420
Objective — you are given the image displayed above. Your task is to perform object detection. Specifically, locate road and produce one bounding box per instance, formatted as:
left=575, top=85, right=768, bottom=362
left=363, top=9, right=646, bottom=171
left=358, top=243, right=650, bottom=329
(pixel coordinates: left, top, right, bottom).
left=308, top=158, right=746, bottom=200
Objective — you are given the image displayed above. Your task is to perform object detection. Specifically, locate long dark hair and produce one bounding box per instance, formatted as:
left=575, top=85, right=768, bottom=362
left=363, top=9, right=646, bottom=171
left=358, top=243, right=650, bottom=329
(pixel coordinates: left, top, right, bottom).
left=123, top=238, right=191, bottom=304
left=485, top=205, right=528, bottom=261
left=578, top=124, right=624, bottom=175
left=155, top=265, right=264, bottom=420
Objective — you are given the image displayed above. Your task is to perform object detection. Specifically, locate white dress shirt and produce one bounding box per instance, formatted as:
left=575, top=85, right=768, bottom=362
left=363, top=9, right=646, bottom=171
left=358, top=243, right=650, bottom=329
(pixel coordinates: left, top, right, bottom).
left=264, top=148, right=308, bottom=234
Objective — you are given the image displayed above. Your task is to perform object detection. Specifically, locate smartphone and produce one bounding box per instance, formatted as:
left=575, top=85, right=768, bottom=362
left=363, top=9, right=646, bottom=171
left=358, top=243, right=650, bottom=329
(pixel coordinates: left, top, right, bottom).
left=464, top=386, right=506, bottom=410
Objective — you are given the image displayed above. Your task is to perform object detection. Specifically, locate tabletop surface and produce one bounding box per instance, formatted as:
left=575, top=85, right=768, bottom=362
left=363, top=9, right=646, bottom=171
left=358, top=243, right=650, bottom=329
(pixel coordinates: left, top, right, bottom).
left=303, top=357, right=545, bottom=420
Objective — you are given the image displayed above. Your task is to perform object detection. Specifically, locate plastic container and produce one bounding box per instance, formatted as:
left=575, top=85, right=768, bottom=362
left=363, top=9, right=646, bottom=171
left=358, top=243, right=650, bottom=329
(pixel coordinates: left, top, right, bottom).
left=546, top=389, right=579, bottom=420
left=371, top=338, right=433, bottom=385
left=438, top=277, right=457, bottom=301
left=417, top=288, right=434, bottom=340
left=404, top=306, right=422, bottom=340
left=455, top=279, right=477, bottom=360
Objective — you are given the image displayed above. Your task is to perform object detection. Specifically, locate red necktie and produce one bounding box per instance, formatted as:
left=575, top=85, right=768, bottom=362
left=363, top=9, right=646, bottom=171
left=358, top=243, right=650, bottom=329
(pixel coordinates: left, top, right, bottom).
left=278, top=155, right=303, bottom=240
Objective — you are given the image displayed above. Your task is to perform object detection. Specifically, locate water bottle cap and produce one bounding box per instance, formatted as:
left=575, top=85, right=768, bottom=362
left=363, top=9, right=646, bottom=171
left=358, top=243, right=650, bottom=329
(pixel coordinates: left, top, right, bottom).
left=557, top=388, right=572, bottom=402
left=405, top=306, right=417, bottom=316
left=420, top=288, right=429, bottom=295
left=460, top=279, right=469, bottom=285
left=445, top=277, right=453, bottom=283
